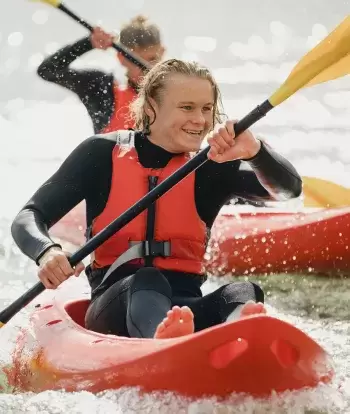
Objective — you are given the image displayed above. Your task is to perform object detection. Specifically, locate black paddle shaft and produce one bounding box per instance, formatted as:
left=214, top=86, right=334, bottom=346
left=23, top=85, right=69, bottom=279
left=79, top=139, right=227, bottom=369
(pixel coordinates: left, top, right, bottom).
left=58, top=3, right=150, bottom=72
left=0, top=100, right=273, bottom=325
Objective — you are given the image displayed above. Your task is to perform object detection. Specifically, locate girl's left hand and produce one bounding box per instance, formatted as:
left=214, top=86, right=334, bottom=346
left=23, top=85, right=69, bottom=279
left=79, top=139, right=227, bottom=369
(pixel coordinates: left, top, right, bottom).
left=207, top=120, right=261, bottom=163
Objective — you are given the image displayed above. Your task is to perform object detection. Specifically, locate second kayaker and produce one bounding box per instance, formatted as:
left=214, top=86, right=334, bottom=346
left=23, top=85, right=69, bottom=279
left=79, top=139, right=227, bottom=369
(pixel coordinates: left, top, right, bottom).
left=37, top=15, right=166, bottom=133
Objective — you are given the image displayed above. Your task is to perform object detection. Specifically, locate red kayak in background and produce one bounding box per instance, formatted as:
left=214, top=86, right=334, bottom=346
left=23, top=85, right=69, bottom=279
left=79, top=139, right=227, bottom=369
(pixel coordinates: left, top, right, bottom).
left=51, top=204, right=350, bottom=276
left=206, top=206, right=350, bottom=276
left=8, top=280, right=334, bottom=397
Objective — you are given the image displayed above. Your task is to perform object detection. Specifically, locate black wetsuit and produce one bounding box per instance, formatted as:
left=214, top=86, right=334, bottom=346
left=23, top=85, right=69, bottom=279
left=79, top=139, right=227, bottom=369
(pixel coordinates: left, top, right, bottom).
left=37, top=37, right=128, bottom=134
left=11, top=131, right=302, bottom=337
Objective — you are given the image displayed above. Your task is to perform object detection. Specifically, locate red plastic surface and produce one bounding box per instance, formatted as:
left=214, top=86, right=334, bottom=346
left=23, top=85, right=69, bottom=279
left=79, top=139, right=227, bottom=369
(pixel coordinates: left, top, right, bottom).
left=10, top=294, right=334, bottom=397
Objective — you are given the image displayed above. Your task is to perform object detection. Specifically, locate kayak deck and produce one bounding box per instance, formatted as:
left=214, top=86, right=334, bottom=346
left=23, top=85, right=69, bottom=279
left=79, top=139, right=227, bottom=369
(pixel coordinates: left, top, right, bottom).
left=9, top=281, right=334, bottom=397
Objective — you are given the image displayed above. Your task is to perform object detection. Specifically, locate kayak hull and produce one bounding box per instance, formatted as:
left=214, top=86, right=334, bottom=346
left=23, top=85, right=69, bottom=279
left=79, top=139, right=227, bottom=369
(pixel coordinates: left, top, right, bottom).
left=9, top=282, right=334, bottom=397
left=206, top=207, right=350, bottom=276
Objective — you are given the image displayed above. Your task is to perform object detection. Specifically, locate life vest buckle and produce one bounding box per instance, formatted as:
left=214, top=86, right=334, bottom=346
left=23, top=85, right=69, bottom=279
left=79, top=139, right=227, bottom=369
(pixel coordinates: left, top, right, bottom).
left=144, top=240, right=171, bottom=257
left=129, top=240, right=171, bottom=257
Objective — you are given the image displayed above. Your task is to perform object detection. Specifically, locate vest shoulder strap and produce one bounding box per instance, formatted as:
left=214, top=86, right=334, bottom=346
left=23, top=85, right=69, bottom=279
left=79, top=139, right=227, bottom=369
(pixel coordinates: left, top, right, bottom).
left=115, top=130, right=135, bottom=147
left=99, top=130, right=135, bottom=147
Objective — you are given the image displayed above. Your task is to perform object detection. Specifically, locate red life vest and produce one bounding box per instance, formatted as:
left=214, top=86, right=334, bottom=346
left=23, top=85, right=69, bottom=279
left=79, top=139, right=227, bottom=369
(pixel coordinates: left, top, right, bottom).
left=91, top=132, right=207, bottom=275
left=102, top=84, right=137, bottom=133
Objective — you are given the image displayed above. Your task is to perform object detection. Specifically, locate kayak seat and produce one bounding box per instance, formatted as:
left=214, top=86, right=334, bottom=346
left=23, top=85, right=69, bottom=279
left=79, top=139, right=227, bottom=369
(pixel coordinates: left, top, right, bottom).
left=65, top=299, right=90, bottom=328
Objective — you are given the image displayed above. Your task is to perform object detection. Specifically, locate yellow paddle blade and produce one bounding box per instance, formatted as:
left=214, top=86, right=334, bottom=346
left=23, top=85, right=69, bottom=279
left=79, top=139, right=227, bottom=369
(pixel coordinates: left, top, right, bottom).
left=302, top=176, right=350, bottom=208
left=270, top=16, right=350, bottom=107
left=30, top=0, right=61, bottom=7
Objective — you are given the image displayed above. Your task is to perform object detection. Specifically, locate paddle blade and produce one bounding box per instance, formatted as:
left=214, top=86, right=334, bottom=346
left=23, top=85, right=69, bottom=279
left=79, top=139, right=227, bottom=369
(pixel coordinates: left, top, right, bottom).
left=302, top=176, right=350, bottom=208
left=30, top=0, right=61, bottom=7
left=270, top=16, right=350, bottom=107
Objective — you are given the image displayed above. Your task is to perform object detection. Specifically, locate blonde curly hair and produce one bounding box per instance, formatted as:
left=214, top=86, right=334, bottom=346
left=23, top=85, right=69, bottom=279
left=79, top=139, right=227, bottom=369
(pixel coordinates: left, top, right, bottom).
left=119, top=15, right=161, bottom=49
left=130, top=58, right=224, bottom=133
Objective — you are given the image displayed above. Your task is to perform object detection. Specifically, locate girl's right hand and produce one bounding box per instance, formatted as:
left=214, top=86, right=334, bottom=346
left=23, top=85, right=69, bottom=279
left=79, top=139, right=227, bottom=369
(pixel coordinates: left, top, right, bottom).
left=38, top=247, right=85, bottom=289
left=90, top=27, right=114, bottom=50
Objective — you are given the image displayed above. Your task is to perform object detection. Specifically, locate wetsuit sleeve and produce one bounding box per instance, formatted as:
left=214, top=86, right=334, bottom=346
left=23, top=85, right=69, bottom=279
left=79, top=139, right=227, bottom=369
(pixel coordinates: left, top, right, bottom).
left=195, top=140, right=302, bottom=227
left=11, top=136, right=115, bottom=264
left=243, top=140, right=302, bottom=200
left=37, top=37, right=115, bottom=133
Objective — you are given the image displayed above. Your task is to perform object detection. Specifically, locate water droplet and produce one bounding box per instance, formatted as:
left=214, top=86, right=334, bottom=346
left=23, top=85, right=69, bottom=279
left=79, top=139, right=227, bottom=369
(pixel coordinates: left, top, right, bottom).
left=8, top=32, right=23, bottom=47
left=32, top=10, right=49, bottom=25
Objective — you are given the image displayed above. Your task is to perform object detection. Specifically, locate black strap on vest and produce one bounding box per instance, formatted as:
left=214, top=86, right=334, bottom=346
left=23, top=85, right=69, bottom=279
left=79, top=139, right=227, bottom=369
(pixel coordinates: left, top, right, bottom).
left=90, top=146, right=171, bottom=295
left=145, top=175, right=158, bottom=266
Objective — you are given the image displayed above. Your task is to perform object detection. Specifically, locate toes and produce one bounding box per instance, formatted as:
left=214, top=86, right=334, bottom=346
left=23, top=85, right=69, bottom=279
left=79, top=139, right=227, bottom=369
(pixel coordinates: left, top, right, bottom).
left=166, top=310, right=175, bottom=324
left=258, top=303, right=267, bottom=314
left=240, top=301, right=258, bottom=316
left=166, top=306, right=181, bottom=321
left=156, top=322, right=166, bottom=334
left=172, top=306, right=181, bottom=312
left=171, top=306, right=182, bottom=320
left=245, top=300, right=256, bottom=309
left=253, top=302, right=266, bottom=313
left=240, top=301, right=267, bottom=317
left=163, top=317, right=172, bottom=328
left=161, top=306, right=193, bottom=332
left=180, top=306, right=194, bottom=323
left=241, top=302, right=255, bottom=313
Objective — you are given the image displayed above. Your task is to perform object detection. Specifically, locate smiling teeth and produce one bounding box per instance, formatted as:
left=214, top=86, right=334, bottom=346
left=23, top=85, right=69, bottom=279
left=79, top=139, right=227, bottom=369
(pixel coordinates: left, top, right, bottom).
left=184, top=130, right=202, bottom=135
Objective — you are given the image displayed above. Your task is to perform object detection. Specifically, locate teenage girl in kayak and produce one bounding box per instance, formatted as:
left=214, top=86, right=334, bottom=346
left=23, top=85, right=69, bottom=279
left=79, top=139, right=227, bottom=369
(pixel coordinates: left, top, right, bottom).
left=37, top=15, right=165, bottom=133
left=12, top=59, right=302, bottom=340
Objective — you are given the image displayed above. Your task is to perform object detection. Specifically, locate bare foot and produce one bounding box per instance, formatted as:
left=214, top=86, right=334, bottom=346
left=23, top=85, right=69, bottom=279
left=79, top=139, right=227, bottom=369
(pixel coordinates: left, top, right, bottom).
left=154, top=306, right=194, bottom=339
left=240, top=300, right=267, bottom=318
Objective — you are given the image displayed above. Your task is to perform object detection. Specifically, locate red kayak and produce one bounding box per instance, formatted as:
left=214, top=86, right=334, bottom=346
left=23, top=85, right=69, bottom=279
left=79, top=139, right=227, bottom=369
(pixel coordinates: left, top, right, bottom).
left=9, top=282, right=334, bottom=397
left=206, top=207, right=350, bottom=276
left=51, top=204, right=350, bottom=276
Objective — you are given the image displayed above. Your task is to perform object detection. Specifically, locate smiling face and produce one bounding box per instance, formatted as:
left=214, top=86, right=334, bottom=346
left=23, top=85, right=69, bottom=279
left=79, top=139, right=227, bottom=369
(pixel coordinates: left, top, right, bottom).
left=147, top=74, right=215, bottom=153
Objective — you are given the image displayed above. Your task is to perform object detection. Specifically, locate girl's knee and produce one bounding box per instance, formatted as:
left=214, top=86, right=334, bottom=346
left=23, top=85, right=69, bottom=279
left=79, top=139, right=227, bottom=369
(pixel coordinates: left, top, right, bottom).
left=220, top=281, right=264, bottom=304
left=132, top=267, right=172, bottom=298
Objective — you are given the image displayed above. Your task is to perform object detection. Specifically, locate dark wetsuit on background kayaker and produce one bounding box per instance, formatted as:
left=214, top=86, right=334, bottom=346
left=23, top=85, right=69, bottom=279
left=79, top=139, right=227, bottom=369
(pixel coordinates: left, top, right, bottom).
left=12, top=59, right=302, bottom=340
left=37, top=15, right=165, bottom=133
